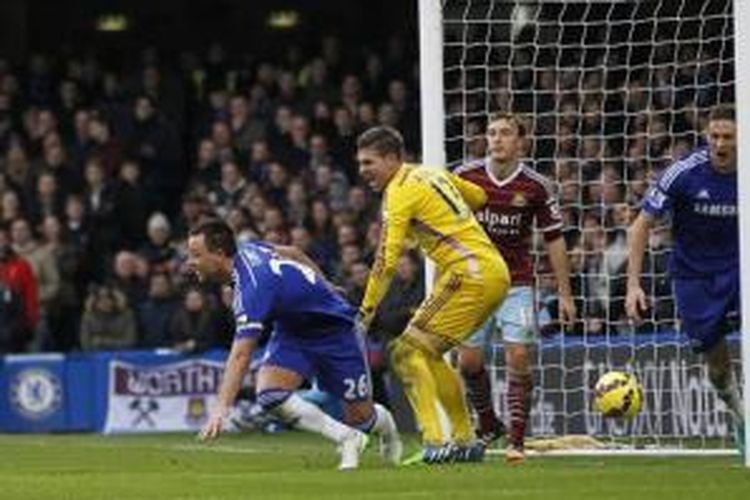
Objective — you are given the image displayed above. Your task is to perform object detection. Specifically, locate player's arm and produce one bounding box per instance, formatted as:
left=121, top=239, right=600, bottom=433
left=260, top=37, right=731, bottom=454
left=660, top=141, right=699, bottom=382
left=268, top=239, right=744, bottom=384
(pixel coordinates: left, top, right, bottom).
left=360, top=183, right=414, bottom=327
left=200, top=269, right=270, bottom=441
left=199, top=336, right=257, bottom=441
left=625, top=211, right=656, bottom=322
left=447, top=172, right=487, bottom=210
left=544, top=236, right=576, bottom=324
left=536, top=185, right=576, bottom=324
left=626, top=172, right=673, bottom=322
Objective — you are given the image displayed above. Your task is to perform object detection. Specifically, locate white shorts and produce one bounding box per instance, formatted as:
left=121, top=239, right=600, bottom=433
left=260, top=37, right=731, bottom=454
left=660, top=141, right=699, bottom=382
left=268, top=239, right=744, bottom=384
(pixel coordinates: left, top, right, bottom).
left=463, top=286, right=536, bottom=347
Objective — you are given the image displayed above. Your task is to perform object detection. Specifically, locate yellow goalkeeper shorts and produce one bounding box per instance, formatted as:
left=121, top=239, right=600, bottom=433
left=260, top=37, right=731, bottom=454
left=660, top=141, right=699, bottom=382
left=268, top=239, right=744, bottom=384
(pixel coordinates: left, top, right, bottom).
left=408, top=257, right=510, bottom=348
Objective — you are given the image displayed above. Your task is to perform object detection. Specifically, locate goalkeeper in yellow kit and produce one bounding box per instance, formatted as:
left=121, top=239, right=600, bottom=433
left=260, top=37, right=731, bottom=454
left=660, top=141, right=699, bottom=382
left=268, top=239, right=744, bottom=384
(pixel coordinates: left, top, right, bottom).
left=356, top=126, right=510, bottom=464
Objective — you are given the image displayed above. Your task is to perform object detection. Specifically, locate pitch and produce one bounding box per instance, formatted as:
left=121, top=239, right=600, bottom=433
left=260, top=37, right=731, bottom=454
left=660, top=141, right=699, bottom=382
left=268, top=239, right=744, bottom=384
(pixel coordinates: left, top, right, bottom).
left=0, top=433, right=748, bottom=499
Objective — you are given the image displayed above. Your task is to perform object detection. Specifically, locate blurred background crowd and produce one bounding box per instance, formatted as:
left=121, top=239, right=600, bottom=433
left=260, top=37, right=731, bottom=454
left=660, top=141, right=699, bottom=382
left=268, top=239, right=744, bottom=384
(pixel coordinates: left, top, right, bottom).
left=0, top=1, right=734, bottom=358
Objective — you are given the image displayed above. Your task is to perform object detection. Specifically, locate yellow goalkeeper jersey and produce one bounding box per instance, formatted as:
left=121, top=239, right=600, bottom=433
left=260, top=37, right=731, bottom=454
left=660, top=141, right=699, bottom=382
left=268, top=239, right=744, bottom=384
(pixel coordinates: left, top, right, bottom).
left=361, top=163, right=507, bottom=321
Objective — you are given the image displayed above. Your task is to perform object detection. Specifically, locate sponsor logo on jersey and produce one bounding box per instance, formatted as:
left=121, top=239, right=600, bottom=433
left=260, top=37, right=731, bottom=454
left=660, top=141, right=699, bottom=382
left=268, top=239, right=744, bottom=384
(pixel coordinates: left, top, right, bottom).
left=10, top=368, right=63, bottom=420
left=693, top=203, right=737, bottom=217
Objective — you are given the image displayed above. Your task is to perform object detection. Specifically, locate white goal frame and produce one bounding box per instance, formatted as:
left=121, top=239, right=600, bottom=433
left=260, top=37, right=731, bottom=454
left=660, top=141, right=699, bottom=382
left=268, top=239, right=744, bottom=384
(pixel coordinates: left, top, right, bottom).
left=733, top=0, right=750, bottom=469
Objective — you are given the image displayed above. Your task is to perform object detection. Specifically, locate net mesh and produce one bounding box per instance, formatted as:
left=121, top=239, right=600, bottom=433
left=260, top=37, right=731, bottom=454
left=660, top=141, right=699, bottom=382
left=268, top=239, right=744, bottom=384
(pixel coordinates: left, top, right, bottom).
left=439, top=0, right=737, bottom=448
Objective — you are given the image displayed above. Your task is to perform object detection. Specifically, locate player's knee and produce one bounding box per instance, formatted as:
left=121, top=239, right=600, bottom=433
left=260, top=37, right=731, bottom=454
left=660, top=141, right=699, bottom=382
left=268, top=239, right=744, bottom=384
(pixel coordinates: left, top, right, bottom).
left=505, top=343, right=531, bottom=374
left=256, top=388, right=293, bottom=414
left=458, top=347, right=484, bottom=376
left=346, top=402, right=377, bottom=433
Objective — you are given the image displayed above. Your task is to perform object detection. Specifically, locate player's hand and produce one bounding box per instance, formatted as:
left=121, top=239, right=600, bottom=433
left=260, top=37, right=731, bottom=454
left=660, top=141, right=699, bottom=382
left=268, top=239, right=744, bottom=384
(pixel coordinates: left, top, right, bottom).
left=198, top=406, right=228, bottom=442
left=558, top=294, right=577, bottom=327
left=625, top=285, right=648, bottom=323
left=357, top=308, right=373, bottom=332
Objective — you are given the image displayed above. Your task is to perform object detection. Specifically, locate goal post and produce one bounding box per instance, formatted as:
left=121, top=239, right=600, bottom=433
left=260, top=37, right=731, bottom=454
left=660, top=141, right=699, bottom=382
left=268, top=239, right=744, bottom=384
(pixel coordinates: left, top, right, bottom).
left=733, top=0, right=750, bottom=468
left=419, top=0, right=748, bottom=460
left=418, top=0, right=445, bottom=289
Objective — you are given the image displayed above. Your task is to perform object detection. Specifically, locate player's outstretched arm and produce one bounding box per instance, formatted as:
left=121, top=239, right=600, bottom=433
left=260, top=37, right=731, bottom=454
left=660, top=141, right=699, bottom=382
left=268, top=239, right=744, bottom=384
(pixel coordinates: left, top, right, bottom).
left=545, top=236, right=577, bottom=325
left=199, top=337, right=257, bottom=441
left=625, top=212, right=655, bottom=323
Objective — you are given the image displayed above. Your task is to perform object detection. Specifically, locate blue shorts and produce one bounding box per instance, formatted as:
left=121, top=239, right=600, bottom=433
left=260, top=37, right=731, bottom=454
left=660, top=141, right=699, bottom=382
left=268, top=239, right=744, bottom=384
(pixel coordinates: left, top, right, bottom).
left=261, top=327, right=371, bottom=402
left=464, top=286, right=536, bottom=348
left=674, top=272, right=739, bottom=353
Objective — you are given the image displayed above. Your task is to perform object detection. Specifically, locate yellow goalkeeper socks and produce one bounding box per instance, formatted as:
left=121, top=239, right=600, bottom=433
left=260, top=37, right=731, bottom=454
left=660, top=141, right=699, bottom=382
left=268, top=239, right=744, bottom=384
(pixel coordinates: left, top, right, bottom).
left=389, top=336, right=445, bottom=445
left=425, top=354, right=475, bottom=444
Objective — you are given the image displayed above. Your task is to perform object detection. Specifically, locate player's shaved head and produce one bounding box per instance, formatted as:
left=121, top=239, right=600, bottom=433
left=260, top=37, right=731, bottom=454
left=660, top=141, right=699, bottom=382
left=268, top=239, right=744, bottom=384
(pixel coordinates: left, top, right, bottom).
left=187, top=219, right=237, bottom=284
left=357, top=126, right=405, bottom=159
left=189, top=218, right=237, bottom=257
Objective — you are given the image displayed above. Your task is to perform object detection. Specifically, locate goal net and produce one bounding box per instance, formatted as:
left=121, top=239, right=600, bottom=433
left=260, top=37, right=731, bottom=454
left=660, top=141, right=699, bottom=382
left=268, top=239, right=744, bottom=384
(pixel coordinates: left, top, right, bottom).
left=423, top=0, right=739, bottom=452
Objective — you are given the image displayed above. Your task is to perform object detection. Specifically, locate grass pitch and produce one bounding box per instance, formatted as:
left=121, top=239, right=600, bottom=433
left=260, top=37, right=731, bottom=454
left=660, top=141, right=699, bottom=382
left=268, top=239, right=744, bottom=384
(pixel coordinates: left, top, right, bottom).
left=0, top=432, right=748, bottom=500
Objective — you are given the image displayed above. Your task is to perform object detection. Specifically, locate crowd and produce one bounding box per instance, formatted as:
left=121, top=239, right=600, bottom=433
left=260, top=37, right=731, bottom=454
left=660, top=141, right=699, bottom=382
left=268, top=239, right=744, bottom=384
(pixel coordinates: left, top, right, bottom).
left=0, top=22, right=727, bottom=355
left=0, top=37, right=423, bottom=355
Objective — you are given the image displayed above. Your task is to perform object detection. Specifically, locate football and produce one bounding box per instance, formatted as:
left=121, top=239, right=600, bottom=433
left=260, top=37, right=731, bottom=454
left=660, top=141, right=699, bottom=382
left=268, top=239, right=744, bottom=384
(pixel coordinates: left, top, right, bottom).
left=593, top=371, right=643, bottom=419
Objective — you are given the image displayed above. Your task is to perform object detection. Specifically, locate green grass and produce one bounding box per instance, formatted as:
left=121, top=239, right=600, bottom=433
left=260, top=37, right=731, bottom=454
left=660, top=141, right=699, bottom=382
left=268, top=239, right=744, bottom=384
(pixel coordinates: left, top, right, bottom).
left=0, top=432, right=749, bottom=500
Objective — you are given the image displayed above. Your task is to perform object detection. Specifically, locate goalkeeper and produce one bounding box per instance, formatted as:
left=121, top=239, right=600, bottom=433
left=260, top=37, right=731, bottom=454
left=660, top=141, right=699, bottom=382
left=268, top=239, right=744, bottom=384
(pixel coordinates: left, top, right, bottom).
left=357, top=126, right=510, bottom=463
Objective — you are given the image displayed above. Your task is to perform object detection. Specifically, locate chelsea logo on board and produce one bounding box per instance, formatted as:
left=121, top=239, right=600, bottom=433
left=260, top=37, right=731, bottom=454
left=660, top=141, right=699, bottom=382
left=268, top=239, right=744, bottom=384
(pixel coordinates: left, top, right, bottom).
left=10, top=368, right=63, bottom=420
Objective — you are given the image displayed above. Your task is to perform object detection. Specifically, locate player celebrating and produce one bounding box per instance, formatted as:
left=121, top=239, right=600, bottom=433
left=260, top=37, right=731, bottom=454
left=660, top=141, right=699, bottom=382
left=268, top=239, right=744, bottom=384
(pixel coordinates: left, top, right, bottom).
left=626, top=104, right=744, bottom=459
left=455, top=112, right=577, bottom=464
left=357, top=126, right=510, bottom=463
left=189, top=219, right=402, bottom=470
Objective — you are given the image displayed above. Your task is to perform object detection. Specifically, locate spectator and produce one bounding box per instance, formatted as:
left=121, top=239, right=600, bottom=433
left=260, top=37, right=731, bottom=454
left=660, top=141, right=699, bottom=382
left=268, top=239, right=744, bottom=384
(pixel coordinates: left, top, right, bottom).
left=63, top=194, right=90, bottom=252
left=83, top=157, right=118, bottom=275
left=137, top=272, right=179, bottom=348
left=0, top=224, right=39, bottom=351
left=209, top=159, right=247, bottom=217
left=1, top=189, right=24, bottom=226
left=139, top=212, right=179, bottom=274
left=79, top=285, right=137, bottom=351
left=169, top=287, right=218, bottom=354
left=111, top=250, right=148, bottom=307
left=228, top=94, right=266, bottom=161
left=192, top=138, right=221, bottom=188
left=29, top=170, right=64, bottom=225
left=10, top=217, right=61, bottom=348
left=125, top=94, right=182, bottom=216
left=88, top=114, right=124, bottom=178
left=41, top=214, right=85, bottom=352
left=369, top=252, right=424, bottom=344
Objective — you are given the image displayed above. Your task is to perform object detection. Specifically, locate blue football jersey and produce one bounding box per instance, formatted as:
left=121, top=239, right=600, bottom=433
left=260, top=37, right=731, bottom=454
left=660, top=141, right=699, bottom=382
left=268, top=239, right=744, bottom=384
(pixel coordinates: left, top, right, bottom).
left=641, top=146, right=738, bottom=277
left=231, top=241, right=356, bottom=340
